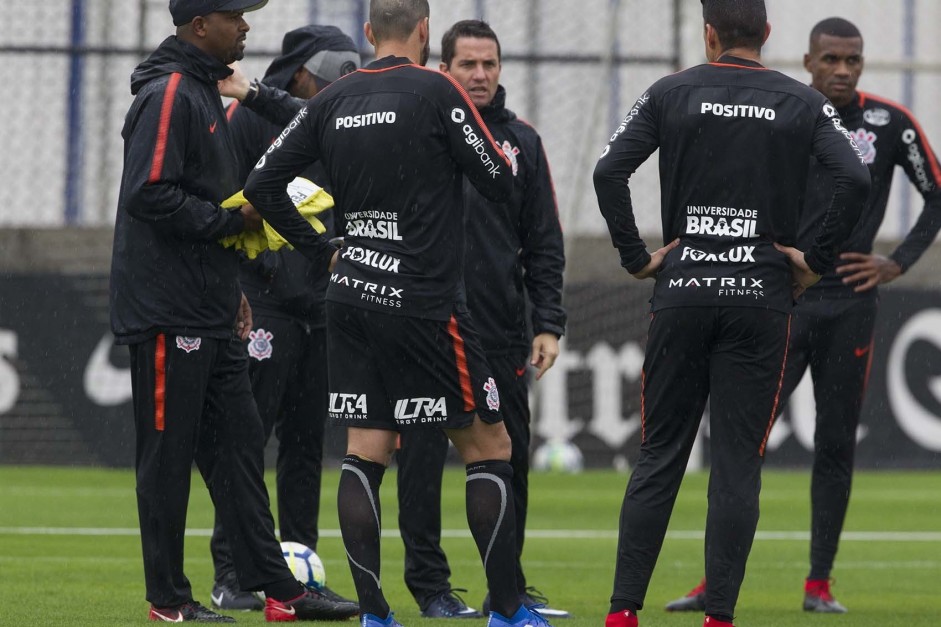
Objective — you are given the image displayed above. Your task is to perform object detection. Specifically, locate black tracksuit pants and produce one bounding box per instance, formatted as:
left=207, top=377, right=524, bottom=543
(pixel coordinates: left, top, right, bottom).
left=778, top=296, right=876, bottom=581
left=129, top=334, right=290, bottom=607
left=395, top=351, right=531, bottom=609
left=611, top=307, right=789, bottom=621
left=211, top=314, right=329, bottom=581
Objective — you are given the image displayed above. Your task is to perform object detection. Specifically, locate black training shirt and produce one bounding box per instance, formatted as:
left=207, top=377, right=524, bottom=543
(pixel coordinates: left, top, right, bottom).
left=245, top=55, right=512, bottom=321
left=594, top=56, right=870, bottom=313
left=800, top=90, right=941, bottom=300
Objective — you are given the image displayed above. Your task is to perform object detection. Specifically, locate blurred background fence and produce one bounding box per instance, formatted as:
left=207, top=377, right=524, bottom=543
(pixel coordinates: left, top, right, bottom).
left=2, top=0, right=941, bottom=469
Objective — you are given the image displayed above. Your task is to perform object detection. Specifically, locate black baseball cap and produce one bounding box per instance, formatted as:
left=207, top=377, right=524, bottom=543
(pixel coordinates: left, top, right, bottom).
left=262, top=25, right=360, bottom=90
left=169, top=0, right=269, bottom=27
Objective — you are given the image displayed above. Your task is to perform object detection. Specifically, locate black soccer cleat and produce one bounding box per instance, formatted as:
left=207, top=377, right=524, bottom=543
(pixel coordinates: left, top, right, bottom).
left=316, top=584, right=359, bottom=609
left=264, top=586, right=359, bottom=622
left=211, top=575, right=264, bottom=611
left=149, top=600, right=236, bottom=622
left=664, top=578, right=706, bottom=612
left=421, top=588, right=483, bottom=618
left=803, top=579, right=848, bottom=613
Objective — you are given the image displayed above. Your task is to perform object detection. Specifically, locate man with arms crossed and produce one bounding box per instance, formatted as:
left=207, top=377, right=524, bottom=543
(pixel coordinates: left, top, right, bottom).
left=593, top=1, right=870, bottom=626
left=664, top=16, right=941, bottom=616
left=395, top=19, right=568, bottom=620
left=243, top=3, right=555, bottom=627
left=111, top=0, right=361, bottom=621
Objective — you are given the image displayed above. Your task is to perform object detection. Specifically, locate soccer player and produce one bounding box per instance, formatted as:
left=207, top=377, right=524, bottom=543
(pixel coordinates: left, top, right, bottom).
left=243, top=2, right=554, bottom=627
left=394, top=19, right=568, bottom=620
left=111, top=0, right=361, bottom=621
left=208, top=24, right=361, bottom=613
left=592, top=1, right=870, bottom=626
left=663, top=16, right=941, bottom=615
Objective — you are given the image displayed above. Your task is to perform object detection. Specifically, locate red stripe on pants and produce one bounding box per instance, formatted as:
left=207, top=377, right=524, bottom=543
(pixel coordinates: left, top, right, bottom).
left=154, top=333, right=166, bottom=431
left=448, top=316, right=475, bottom=411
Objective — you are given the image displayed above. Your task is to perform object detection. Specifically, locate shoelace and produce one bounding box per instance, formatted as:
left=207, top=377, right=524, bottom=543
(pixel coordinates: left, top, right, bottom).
left=524, top=606, right=552, bottom=627
left=437, top=588, right=473, bottom=615
left=522, top=586, right=551, bottom=606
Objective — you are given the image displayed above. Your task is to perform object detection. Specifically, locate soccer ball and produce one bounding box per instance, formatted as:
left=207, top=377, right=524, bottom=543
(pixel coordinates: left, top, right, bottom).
left=280, top=541, right=327, bottom=590
left=532, top=440, right=584, bottom=473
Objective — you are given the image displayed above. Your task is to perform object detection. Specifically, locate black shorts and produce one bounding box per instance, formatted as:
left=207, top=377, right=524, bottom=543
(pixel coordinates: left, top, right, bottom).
left=325, top=301, right=502, bottom=431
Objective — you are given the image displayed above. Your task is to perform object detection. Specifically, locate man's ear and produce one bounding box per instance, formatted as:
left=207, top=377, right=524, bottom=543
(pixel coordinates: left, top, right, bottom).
left=364, top=22, right=376, bottom=47
left=191, top=16, right=208, bottom=38
left=419, top=17, right=430, bottom=45
left=762, top=21, right=772, bottom=47
left=439, top=62, right=449, bottom=73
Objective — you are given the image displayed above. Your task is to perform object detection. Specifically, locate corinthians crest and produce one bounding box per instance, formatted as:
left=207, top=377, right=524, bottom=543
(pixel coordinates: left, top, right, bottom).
left=851, top=128, right=877, bottom=164
left=247, top=328, right=274, bottom=361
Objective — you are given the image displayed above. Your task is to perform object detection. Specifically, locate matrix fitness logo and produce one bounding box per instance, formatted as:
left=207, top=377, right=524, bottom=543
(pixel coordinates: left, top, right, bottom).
left=247, top=328, right=273, bottom=361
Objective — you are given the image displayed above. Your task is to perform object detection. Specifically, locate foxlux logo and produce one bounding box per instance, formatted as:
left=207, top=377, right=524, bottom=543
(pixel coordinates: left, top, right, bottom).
left=686, top=216, right=758, bottom=238
left=335, top=111, right=397, bottom=129
left=701, top=102, right=776, bottom=120
left=681, top=245, right=756, bottom=263
left=341, top=246, right=401, bottom=273
left=329, top=393, right=367, bottom=417
left=455, top=114, right=502, bottom=178
left=394, top=397, right=447, bottom=424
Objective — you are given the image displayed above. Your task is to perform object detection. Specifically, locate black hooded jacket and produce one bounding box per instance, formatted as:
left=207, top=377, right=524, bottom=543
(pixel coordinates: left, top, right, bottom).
left=110, top=36, right=320, bottom=344
left=228, top=26, right=357, bottom=325
left=463, top=86, right=566, bottom=353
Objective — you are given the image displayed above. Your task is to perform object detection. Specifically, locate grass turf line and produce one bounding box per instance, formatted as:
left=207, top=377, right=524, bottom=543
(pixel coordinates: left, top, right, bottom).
left=0, top=466, right=939, bottom=626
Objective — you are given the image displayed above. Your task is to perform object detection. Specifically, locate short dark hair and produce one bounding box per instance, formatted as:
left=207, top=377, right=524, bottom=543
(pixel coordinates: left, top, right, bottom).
left=809, top=17, right=863, bottom=49
left=440, top=20, right=502, bottom=67
left=368, top=0, right=429, bottom=43
left=702, top=0, right=767, bottom=51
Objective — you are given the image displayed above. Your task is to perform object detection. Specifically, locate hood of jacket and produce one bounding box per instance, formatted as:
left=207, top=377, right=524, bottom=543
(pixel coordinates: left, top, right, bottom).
left=130, top=36, right=233, bottom=95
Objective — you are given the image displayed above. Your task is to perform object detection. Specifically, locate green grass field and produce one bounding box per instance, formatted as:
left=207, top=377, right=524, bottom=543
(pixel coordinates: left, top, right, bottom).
left=1, top=466, right=939, bottom=626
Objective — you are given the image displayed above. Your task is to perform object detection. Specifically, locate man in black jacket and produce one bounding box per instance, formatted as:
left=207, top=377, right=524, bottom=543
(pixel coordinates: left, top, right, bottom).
left=111, top=0, right=350, bottom=621
left=663, top=16, right=941, bottom=616
left=394, top=19, right=568, bottom=620
left=593, top=2, right=870, bottom=627
left=243, top=3, right=554, bottom=627
left=208, top=24, right=361, bottom=613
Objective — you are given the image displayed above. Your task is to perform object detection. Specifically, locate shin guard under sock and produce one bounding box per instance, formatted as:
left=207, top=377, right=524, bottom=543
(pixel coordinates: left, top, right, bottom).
left=338, top=455, right=387, bottom=617
left=466, top=460, right=518, bottom=617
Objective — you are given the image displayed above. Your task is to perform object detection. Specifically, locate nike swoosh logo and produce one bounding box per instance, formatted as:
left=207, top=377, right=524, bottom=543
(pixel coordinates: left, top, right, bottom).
left=209, top=120, right=218, bottom=134
left=854, top=346, right=870, bottom=358
left=84, top=333, right=133, bottom=406
left=151, top=609, right=183, bottom=622
left=273, top=604, right=296, bottom=616
left=211, top=591, right=223, bottom=607
left=516, top=366, right=527, bottom=377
